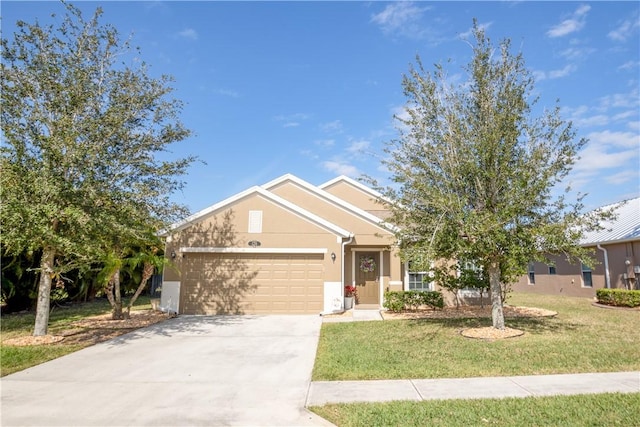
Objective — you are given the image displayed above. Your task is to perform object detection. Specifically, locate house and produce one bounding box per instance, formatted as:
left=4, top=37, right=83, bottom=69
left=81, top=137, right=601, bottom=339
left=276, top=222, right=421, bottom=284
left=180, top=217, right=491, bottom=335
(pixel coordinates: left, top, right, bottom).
left=512, top=197, right=640, bottom=297
left=160, top=174, right=419, bottom=315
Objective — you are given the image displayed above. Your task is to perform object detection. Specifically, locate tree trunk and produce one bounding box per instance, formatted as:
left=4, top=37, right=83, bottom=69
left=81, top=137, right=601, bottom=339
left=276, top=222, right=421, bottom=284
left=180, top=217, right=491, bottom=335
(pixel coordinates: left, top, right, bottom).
left=125, top=262, right=154, bottom=318
left=488, top=261, right=505, bottom=329
left=107, top=268, right=124, bottom=320
left=33, top=247, right=56, bottom=336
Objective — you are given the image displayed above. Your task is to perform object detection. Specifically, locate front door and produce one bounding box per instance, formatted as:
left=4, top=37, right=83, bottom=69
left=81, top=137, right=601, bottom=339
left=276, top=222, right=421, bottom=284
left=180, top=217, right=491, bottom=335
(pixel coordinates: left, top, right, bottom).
left=356, top=252, right=379, bottom=304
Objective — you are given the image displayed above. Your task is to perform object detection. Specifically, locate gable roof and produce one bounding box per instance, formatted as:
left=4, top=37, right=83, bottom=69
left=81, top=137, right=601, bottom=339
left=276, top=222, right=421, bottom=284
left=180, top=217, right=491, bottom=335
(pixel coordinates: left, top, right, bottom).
left=163, top=185, right=351, bottom=238
left=262, top=174, right=399, bottom=233
left=319, top=175, right=387, bottom=201
left=580, top=197, right=640, bottom=246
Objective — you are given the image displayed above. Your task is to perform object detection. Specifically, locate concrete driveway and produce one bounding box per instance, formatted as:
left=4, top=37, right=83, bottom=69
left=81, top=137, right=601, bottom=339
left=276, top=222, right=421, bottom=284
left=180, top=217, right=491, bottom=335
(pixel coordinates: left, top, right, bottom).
left=1, top=315, right=331, bottom=426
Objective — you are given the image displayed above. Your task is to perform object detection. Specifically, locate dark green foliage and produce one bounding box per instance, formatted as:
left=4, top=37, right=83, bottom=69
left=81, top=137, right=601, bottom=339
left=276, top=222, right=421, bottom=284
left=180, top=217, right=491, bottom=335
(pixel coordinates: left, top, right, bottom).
left=370, top=21, right=606, bottom=329
left=1, top=3, right=195, bottom=333
left=383, top=291, right=444, bottom=312
left=596, top=289, right=640, bottom=308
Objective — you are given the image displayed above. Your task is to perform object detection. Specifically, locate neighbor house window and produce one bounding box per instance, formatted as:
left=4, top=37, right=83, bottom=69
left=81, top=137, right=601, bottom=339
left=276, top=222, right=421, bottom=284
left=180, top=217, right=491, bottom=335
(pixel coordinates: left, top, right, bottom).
left=407, top=260, right=431, bottom=291
left=528, top=263, right=535, bottom=284
left=248, top=210, right=262, bottom=233
left=548, top=265, right=557, bottom=275
left=582, top=263, right=593, bottom=287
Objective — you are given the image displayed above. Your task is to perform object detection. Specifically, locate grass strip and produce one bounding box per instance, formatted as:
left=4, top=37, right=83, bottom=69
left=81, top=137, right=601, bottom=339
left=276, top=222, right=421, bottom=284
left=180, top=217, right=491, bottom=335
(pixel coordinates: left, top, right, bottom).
left=310, top=392, right=640, bottom=427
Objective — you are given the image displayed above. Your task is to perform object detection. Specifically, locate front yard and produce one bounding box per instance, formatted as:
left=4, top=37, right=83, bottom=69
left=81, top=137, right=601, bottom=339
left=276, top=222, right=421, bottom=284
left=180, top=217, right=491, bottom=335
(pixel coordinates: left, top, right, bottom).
left=310, top=292, right=640, bottom=426
left=313, top=292, right=640, bottom=380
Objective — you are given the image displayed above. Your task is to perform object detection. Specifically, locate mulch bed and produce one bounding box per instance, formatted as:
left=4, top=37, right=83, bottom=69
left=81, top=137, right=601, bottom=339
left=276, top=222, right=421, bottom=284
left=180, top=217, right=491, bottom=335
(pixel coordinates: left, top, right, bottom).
left=3, top=310, right=174, bottom=347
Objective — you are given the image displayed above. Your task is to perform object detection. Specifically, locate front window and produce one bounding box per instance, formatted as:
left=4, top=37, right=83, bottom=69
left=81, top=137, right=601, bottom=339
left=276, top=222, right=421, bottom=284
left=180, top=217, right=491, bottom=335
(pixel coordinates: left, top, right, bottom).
left=407, top=260, right=431, bottom=291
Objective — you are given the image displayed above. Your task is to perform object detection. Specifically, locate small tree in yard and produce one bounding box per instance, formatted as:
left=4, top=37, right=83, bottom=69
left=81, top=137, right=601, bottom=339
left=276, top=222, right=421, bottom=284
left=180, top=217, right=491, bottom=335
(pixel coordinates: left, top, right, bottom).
left=376, top=22, right=604, bottom=330
left=1, top=4, right=194, bottom=334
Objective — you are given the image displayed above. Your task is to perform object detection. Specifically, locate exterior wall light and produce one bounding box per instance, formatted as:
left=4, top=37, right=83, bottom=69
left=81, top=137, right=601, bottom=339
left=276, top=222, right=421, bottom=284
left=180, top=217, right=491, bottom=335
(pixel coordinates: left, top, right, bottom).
left=331, top=252, right=336, bottom=262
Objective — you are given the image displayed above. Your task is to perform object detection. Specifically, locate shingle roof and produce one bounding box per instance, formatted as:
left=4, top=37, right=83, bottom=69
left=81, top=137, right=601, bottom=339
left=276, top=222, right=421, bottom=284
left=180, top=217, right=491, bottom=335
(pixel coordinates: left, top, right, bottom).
left=580, top=197, right=640, bottom=246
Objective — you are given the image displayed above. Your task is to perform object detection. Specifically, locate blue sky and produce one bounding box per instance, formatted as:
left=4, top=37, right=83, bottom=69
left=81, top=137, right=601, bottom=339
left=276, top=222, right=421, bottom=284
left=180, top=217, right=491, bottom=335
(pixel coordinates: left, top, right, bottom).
left=3, top=1, right=639, bottom=213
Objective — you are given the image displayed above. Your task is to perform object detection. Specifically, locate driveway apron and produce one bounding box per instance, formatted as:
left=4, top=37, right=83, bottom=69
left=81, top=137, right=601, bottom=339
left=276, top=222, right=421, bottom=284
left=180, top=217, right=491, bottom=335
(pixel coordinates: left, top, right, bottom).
left=1, top=315, right=328, bottom=426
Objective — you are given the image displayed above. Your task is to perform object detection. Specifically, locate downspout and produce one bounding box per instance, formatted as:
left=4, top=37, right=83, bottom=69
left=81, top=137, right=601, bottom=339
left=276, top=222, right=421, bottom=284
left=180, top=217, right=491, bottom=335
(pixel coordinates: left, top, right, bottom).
left=597, top=244, right=610, bottom=289
left=321, top=234, right=354, bottom=316
left=341, top=234, right=354, bottom=296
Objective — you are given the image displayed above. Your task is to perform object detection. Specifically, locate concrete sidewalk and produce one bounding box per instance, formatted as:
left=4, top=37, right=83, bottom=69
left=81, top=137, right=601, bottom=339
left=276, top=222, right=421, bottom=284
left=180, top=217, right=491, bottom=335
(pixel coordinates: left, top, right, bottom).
left=306, top=371, right=640, bottom=406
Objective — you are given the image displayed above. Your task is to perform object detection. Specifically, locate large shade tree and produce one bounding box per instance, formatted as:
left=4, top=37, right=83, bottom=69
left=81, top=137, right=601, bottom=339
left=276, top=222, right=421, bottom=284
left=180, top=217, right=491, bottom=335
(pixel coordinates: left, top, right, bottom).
left=1, top=3, right=195, bottom=335
left=377, top=23, right=602, bottom=329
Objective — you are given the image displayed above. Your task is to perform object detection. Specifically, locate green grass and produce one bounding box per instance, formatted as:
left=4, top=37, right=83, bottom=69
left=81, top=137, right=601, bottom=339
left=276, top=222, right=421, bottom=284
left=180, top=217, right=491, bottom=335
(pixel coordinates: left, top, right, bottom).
left=310, top=392, right=640, bottom=427
left=1, top=296, right=153, bottom=377
left=313, top=292, right=640, bottom=380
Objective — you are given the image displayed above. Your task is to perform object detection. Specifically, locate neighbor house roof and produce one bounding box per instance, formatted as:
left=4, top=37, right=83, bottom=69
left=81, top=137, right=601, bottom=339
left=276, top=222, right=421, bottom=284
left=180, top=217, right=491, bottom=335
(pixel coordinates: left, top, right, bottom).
left=580, top=196, right=640, bottom=246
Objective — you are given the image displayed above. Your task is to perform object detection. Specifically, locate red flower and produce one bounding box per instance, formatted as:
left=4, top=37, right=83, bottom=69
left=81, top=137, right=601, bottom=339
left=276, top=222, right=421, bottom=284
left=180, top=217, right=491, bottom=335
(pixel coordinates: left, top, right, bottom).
left=345, top=285, right=357, bottom=297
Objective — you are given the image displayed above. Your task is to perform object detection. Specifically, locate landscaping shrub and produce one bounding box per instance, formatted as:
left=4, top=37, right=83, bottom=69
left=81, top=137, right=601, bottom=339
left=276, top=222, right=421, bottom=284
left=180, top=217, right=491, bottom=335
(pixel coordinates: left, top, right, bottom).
left=596, top=288, right=640, bottom=308
left=383, top=290, right=444, bottom=312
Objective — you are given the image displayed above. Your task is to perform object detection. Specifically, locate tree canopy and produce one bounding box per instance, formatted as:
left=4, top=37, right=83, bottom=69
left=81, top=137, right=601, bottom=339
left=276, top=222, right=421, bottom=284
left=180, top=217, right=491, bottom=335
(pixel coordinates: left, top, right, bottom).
left=1, top=3, right=196, bottom=334
left=376, top=22, right=601, bottom=329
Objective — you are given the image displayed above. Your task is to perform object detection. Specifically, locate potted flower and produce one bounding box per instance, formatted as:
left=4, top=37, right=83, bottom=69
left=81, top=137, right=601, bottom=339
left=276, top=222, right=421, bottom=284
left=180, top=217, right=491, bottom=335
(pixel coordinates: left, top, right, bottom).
left=344, top=285, right=357, bottom=310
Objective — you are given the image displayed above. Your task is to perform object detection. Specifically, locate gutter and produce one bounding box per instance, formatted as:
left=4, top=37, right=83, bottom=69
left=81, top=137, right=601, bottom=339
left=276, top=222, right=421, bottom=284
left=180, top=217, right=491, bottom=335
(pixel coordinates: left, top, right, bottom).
left=597, top=244, right=610, bottom=289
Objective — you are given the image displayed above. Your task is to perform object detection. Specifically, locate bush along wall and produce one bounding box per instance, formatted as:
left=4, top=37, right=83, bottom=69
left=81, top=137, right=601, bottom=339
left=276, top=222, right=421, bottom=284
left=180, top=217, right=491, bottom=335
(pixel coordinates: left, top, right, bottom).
left=383, top=291, right=444, bottom=312
left=596, top=289, right=640, bottom=308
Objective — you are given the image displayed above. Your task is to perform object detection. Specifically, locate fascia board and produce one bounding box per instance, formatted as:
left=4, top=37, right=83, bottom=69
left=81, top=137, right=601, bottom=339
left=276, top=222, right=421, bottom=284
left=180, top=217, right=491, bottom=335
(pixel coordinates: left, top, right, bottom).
left=263, top=174, right=400, bottom=234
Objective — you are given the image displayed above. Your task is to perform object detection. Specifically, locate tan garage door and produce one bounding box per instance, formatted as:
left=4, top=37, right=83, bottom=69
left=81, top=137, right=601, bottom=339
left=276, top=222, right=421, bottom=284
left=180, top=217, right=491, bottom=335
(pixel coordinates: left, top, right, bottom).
left=181, top=253, right=324, bottom=315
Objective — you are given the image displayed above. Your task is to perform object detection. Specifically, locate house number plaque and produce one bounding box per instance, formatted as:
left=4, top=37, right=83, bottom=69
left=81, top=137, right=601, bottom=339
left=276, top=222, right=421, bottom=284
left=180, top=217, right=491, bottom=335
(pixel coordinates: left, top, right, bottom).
left=248, top=240, right=261, bottom=247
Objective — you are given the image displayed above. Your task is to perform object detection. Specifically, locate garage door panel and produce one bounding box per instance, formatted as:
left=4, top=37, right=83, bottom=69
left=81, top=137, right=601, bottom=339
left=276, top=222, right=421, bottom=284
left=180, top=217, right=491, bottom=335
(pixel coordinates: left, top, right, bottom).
left=181, top=253, right=325, bottom=314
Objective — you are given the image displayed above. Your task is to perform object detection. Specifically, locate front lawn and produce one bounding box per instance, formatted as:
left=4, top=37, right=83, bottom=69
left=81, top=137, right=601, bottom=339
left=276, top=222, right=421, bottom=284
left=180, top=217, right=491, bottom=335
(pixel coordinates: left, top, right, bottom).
left=313, top=292, right=640, bottom=380
left=310, top=392, right=640, bottom=427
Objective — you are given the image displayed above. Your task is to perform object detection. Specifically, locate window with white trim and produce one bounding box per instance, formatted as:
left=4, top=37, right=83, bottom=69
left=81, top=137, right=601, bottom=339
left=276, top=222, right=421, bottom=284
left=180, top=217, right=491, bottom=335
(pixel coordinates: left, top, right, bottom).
left=248, top=210, right=262, bottom=233
left=407, top=260, right=431, bottom=291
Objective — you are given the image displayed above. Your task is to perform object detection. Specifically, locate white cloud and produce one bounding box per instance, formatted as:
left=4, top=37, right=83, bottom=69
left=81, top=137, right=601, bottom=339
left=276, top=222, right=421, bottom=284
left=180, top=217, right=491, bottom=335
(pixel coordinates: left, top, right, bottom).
left=320, top=120, right=344, bottom=134
left=215, top=88, right=239, bottom=98
left=548, top=64, right=577, bottom=79
left=605, top=170, right=639, bottom=185
left=547, top=4, right=591, bottom=38
left=568, top=130, right=639, bottom=197
left=322, top=160, right=359, bottom=177
left=608, top=10, right=640, bottom=42
left=274, top=113, right=310, bottom=128
left=627, top=121, right=640, bottom=132
left=370, top=2, right=430, bottom=40
left=618, top=60, right=640, bottom=71
left=315, top=139, right=335, bottom=148
left=347, top=140, right=371, bottom=154
left=587, top=130, right=639, bottom=149
left=177, top=28, right=198, bottom=40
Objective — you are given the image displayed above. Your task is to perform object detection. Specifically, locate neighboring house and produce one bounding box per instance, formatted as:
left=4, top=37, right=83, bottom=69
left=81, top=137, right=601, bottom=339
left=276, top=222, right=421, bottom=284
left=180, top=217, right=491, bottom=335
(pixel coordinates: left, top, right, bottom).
left=512, top=197, right=640, bottom=297
left=161, top=174, right=420, bottom=315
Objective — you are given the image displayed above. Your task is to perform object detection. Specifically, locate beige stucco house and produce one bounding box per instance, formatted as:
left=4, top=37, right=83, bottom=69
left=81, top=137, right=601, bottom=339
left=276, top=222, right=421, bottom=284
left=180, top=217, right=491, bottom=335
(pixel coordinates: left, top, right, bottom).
left=161, top=174, right=416, bottom=315
left=512, top=197, right=640, bottom=297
